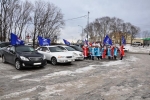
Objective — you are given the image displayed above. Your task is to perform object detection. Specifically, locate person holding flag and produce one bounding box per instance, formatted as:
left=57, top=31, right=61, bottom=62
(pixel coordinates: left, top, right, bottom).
left=119, top=36, right=126, bottom=60
left=82, top=39, right=89, bottom=59
left=103, top=35, right=113, bottom=59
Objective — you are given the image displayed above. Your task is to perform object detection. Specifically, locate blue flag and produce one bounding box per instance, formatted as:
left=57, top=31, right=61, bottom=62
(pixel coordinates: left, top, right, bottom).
left=11, top=33, right=24, bottom=45
left=122, top=36, right=126, bottom=45
left=63, top=39, right=70, bottom=46
left=103, top=35, right=112, bottom=45
left=38, top=36, right=50, bottom=46
left=84, top=39, right=88, bottom=45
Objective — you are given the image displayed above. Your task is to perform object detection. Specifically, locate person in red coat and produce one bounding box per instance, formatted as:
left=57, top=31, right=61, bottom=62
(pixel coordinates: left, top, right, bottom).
left=119, top=45, right=125, bottom=60
left=82, top=45, right=89, bottom=60
left=102, top=46, right=106, bottom=59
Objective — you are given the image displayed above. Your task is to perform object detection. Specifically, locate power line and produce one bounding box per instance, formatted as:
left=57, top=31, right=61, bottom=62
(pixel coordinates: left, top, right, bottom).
left=64, top=15, right=87, bottom=21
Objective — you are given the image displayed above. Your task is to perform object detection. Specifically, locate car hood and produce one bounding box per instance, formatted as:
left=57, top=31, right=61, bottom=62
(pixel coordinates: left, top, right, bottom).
left=17, top=51, right=43, bottom=57
left=67, top=51, right=82, bottom=54
left=51, top=52, right=73, bottom=57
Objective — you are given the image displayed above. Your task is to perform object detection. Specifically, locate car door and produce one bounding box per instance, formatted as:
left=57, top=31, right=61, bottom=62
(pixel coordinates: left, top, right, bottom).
left=8, top=46, right=16, bottom=64
left=3, top=46, right=11, bottom=62
left=41, top=47, right=51, bottom=60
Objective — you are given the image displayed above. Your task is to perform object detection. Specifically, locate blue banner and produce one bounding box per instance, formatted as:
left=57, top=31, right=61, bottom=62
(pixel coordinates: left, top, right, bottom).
left=63, top=39, right=70, bottom=46
left=122, top=36, right=126, bottom=45
left=103, top=35, right=112, bottom=45
left=11, top=33, right=24, bottom=45
left=38, top=36, right=50, bottom=46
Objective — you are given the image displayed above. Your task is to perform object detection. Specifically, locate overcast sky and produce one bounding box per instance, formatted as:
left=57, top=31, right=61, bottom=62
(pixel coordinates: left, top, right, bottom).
left=34, top=0, right=150, bottom=42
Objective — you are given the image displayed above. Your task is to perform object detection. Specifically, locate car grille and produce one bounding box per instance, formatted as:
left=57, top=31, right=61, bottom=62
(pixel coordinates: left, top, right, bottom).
left=66, top=56, right=72, bottom=58
left=29, top=57, right=43, bottom=61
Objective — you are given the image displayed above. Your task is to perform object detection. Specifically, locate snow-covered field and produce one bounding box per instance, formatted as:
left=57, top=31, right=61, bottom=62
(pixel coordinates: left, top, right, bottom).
left=124, top=44, right=150, bottom=53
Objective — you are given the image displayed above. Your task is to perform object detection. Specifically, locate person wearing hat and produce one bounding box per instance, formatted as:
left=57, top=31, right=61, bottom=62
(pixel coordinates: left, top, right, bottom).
left=107, top=46, right=111, bottom=60
left=114, top=45, right=118, bottom=60
left=91, top=43, right=96, bottom=60
left=102, top=45, right=107, bottom=59
left=119, top=45, right=124, bottom=60
left=82, top=44, right=89, bottom=60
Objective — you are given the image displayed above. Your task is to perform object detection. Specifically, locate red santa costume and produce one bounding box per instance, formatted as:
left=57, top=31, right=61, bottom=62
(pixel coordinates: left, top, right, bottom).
left=82, top=45, right=89, bottom=58
left=102, top=46, right=107, bottom=59
left=111, top=46, right=114, bottom=57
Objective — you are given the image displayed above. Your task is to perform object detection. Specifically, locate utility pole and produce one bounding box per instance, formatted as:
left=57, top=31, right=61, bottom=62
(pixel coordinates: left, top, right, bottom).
left=87, top=11, right=89, bottom=42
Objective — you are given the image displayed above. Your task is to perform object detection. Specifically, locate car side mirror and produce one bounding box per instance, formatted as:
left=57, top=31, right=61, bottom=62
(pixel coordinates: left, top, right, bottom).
left=10, top=50, right=15, bottom=53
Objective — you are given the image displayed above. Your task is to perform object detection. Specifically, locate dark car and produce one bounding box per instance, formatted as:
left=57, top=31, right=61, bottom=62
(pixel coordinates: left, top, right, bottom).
left=70, top=45, right=83, bottom=52
left=1, top=45, right=47, bottom=70
left=0, top=42, right=10, bottom=57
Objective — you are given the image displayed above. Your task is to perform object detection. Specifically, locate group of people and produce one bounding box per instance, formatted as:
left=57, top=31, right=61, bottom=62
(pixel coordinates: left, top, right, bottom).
left=82, top=43, right=125, bottom=60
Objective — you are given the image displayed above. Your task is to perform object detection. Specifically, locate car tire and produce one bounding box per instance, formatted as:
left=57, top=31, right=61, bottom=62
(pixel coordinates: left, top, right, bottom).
left=2, top=55, right=6, bottom=63
left=15, top=59, right=22, bottom=70
left=51, top=57, right=57, bottom=65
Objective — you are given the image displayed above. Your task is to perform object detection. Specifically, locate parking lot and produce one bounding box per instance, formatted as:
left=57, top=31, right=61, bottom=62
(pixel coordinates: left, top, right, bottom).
left=0, top=53, right=150, bottom=100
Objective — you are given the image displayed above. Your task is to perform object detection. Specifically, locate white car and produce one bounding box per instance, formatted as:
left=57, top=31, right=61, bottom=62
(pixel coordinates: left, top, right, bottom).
left=57, top=45, right=84, bottom=60
left=36, top=46, right=75, bottom=65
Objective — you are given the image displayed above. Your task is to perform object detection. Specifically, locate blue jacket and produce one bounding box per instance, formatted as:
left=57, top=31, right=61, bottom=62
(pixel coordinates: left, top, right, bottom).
left=91, top=47, right=96, bottom=56
left=114, top=48, right=118, bottom=56
left=107, top=48, right=111, bottom=56
left=95, top=47, right=100, bottom=56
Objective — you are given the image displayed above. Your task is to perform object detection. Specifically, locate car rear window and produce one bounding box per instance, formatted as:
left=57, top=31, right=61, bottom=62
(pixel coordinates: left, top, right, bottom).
left=16, top=46, right=35, bottom=52
left=49, top=47, right=63, bottom=52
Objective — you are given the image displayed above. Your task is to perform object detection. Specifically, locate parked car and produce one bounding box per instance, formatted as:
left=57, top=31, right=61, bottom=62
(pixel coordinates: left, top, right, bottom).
left=57, top=45, right=84, bottom=60
left=1, top=45, right=47, bottom=70
left=0, top=42, right=10, bottom=57
left=36, top=46, right=75, bottom=65
left=132, top=42, right=142, bottom=46
left=69, top=45, right=83, bottom=52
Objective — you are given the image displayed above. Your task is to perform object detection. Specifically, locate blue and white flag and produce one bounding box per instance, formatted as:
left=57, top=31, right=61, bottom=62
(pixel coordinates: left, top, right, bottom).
left=84, top=39, right=88, bottom=45
left=103, top=35, right=112, bottom=45
left=122, top=36, right=126, bottom=45
left=38, top=36, right=50, bottom=46
left=63, top=39, right=70, bottom=46
left=11, top=33, right=24, bottom=45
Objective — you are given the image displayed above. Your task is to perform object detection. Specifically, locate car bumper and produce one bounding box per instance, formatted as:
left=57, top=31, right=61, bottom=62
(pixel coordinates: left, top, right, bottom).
left=20, top=59, right=47, bottom=67
left=57, top=58, right=75, bottom=63
left=74, top=56, right=84, bottom=60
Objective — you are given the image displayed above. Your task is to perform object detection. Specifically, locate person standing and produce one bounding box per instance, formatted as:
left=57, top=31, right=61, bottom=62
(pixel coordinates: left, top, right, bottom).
left=119, top=45, right=124, bottom=60
left=107, top=46, right=111, bottom=60
left=102, top=46, right=107, bottom=59
left=111, top=46, right=114, bottom=59
left=95, top=44, right=100, bottom=60
left=114, top=46, right=118, bottom=60
left=82, top=45, right=89, bottom=60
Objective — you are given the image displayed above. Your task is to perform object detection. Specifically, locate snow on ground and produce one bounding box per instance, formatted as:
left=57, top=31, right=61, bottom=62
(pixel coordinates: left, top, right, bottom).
left=12, top=73, right=32, bottom=79
left=125, top=44, right=150, bottom=53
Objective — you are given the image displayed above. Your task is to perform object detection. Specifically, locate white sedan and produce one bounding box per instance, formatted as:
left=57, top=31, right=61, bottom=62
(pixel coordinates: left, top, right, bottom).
left=57, top=45, right=84, bottom=60
left=36, top=46, right=75, bottom=65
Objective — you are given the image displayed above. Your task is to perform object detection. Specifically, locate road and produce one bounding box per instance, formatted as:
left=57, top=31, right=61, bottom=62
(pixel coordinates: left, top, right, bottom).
left=0, top=53, right=150, bottom=100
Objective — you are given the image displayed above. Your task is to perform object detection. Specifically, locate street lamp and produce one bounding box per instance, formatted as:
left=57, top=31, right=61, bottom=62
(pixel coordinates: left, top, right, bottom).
left=78, top=25, right=83, bottom=40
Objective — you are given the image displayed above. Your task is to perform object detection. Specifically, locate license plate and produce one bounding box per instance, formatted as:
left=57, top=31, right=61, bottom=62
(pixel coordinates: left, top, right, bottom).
left=68, top=60, right=71, bottom=61
left=34, top=63, right=41, bottom=65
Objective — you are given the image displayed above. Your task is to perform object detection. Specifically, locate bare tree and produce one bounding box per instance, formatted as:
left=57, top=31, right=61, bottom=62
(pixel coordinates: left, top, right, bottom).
left=142, top=30, right=150, bottom=38
left=130, top=25, right=140, bottom=44
left=32, top=1, right=64, bottom=48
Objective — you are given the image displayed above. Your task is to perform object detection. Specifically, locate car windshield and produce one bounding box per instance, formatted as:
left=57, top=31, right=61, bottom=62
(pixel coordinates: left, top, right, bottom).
left=16, top=46, right=35, bottom=52
left=49, top=47, right=63, bottom=52
left=70, top=46, right=82, bottom=51
left=65, top=46, right=76, bottom=51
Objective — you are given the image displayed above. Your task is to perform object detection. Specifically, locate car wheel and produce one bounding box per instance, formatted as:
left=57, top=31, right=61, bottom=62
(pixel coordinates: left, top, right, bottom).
left=2, top=55, right=6, bottom=63
left=15, top=60, right=22, bottom=70
left=51, top=57, right=57, bottom=65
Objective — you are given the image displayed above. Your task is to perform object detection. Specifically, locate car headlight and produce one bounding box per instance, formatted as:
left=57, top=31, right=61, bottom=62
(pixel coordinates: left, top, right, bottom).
left=58, top=56, right=65, bottom=58
left=20, top=56, right=29, bottom=61
left=43, top=55, right=46, bottom=59
left=73, top=52, right=78, bottom=56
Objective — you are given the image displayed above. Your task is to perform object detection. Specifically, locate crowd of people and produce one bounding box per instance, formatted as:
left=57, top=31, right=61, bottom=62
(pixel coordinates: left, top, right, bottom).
left=82, top=43, right=125, bottom=60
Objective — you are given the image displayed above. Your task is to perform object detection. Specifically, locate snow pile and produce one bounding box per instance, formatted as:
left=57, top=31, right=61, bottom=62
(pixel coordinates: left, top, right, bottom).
left=44, top=66, right=95, bottom=78
left=101, top=60, right=125, bottom=67
left=124, top=44, right=150, bottom=53
left=12, top=73, right=31, bottom=79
